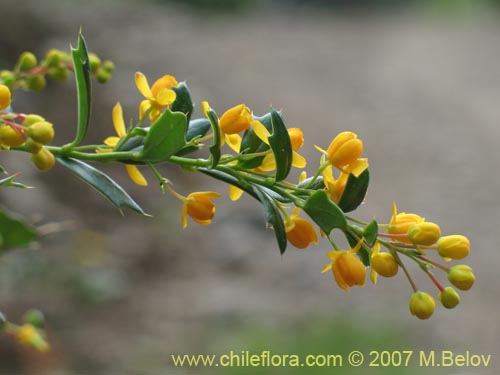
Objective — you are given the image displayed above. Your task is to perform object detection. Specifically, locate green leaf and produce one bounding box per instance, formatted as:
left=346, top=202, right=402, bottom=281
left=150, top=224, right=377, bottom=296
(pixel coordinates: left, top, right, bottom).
left=302, top=190, right=347, bottom=234
left=0, top=208, right=38, bottom=251
left=171, top=82, right=193, bottom=123
left=0, top=174, right=32, bottom=189
left=205, top=109, right=221, bottom=168
left=142, top=109, right=188, bottom=163
left=297, top=176, right=325, bottom=191
left=363, top=220, right=378, bottom=247
left=56, top=157, right=147, bottom=215
left=252, top=187, right=287, bottom=255
left=175, top=118, right=211, bottom=156
left=269, top=109, right=292, bottom=181
left=68, top=33, right=92, bottom=147
left=338, top=169, right=369, bottom=213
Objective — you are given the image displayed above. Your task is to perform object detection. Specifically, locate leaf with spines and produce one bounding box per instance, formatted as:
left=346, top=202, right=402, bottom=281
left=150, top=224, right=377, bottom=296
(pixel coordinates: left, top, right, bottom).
left=268, top=109, right=293, bottom=181
left=302, top=190, right=347, bottom=234
left=56, top=157, right=147, bottom=215
left=338, top=169, right=369, bottom=213
left=171, top=82, right=193, bottom=123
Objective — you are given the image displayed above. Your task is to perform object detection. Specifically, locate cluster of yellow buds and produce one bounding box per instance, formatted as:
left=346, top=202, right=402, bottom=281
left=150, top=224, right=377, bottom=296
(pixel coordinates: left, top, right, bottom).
left=0, top=89, right=56, bottom=171
left=0, top=48, right=113, bottom=92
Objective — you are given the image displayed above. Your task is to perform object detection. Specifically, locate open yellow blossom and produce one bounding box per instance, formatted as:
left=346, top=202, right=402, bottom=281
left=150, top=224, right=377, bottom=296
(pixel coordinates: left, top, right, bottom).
left=284, top=208, right=318, bottom=249
left=135, top=72, right=177, bottom=121
left=219, top=104, right=252, bottom=134
left=326, top=131, right=363, bottom=168
left=252, top=121, right=307, bottom=171
left=387, top=202, right=424, bottom=242
left=322, top=239, right=366, bottom=291
left=181, top=191, right=222, bottom=228
left=0, top=84, right=11, bottom=110
left=102, top=102, right=148, bottom=186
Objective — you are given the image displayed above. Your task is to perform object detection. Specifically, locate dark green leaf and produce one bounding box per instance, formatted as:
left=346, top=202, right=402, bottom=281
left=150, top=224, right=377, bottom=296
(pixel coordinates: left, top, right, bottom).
left=171, top=82, right=194, bottom=123
left=205, top=109, right=221, bottom=168
left=199, top=168, right=259, bottom=200
left=69, top=33, right=92, bottom=147
left=0, top=208, right=38, bottom=251
left=363, top=220, right=378, bottom=247
left=252, top=187, right=287, bottom=255
left=142, top=109, right=187, bottom=163
left=302, top=190, right=347, bottom=234
left=175, top=118, right=212, bottom=156
left=297, top=176, right=325, bottom=190
left=338, top=169, right=370, bottom=213
left=56, top=157, right=147, bottom=215
left=269, top=109, right=292, bottom=181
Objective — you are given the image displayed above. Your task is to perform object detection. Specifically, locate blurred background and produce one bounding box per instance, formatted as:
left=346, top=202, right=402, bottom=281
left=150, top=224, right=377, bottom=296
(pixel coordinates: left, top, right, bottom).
left=1, top=0, right=499, bottom=373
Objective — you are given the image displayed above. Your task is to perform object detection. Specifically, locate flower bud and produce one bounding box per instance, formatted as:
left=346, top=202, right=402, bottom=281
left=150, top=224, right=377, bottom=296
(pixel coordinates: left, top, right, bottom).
left=219, top=104, right=252, bottom=134
left=326, top=131, right=363, bottom=169
left=23, top=138, right=43, bottom=153
left=437, top=235, right=469, bottom=260
left=0, top=70, right=15, bottom=84
left=447, top=264, right=475, bottom=291
left=31, top=148, right=55, bottom=171
left=409, top=291, right=436, bottom=320
left=408, top=222, right=441, bottom=246
left=439, top=287, right=460, bottom=309
left=102, top=60, right=115, bottom=73
left=0, top=84, right=11, bottom=110
left=48, top=67, right=68, bottom=82
left=26, top=121, right=54, bottom=144
left=22, top=309, right=45, bottom=329
left=18, top=51, right=37, bottom=71
left=15, top=324, right=49, bottom=352
left=22, top=114, right=46, bottom=127
left=96, top=67, right=111, bottom=83
left=44, top=49, right=62, bottom=67
left=88, top=52, right=101, bottom=73
left=371, top=252, right=398, bottom=277
left=28, top=75, right=46, bottom=92
left=288, top=127, right=304, bottom=151
left=0, top=125, right=25, bottom=147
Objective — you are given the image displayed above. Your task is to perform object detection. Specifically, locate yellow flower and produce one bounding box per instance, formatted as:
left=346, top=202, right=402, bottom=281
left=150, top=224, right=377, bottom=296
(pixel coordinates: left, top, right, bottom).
left=284, top=208, right=318, bottom=249
left=387, top=202, right=424, bottom=242
left=135, top=72, right=177, bottom=121
left=322, top=165, right=348, bottom=203
left=181, top=191, right=222, bottom=228
left=370, top=242, right=398, bottom=284
left=326, top=131, right=363, bottom=169
left=15, top=324, right=50, bottom=352
left=0, top=84, right=11, bottom=110
left=321, top=239, right=366, bottom=291
left=219, top=104, right=252, bottom=134
left=252, top=121, right=307, bottom=171
left=102, top=103, right=147, bottom=186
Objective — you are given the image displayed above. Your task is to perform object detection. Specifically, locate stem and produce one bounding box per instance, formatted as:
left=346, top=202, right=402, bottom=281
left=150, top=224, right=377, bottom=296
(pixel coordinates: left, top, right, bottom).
left=417, top=256, right=450, bottom=272
left=393, top=251, right=418, bottom=293
left=425, top=270, right=445, bottom=292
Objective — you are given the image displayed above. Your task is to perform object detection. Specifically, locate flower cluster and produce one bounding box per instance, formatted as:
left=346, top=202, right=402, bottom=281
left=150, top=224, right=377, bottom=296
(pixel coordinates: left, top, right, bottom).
left=0, top=310, right=49, bottom=352
left=0, top=32, right=476, bottom=356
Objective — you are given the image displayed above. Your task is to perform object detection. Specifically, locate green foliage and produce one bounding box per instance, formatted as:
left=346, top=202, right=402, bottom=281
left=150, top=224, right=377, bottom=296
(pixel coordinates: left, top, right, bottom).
left=302, top=190, right=347, bottom=234
left=0, top=208, right=38, bottom=251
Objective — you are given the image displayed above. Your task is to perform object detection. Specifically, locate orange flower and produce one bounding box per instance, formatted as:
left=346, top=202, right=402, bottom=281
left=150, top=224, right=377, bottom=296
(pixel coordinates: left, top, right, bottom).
left=135, top=72, right=177, bottom=121
left=181, top=191, right=222, bottom=228
left=285, top=208, right=318, bottom=249
left=322, top=239, right=366, bottom=291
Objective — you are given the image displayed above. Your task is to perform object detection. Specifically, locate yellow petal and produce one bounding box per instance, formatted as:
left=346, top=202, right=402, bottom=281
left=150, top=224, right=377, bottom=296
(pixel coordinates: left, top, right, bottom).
left=135, top=72, right=153, bottom=98
left=156, top=88, right=176, bottom=106
left=332, top=261, right=349, bottom=291
left=139, top=100, right=150, bottom=121
left=258, top=153, right=277, bottom=171
left=298, top=171, right=307, bottom=183
left=181, top=203, right=188, bottom=229
left=112, top=102, right=126, bottom=138
left=348, top=158, right=369, bottom=177
left=291, top=151, right=306, bottom=169
left=251, top=120, right=270, bottom=145
left=370, top=268, right=378, bottom=285
left=225, top=133, right=242, bottom=153
left=151, top=74, right=178, bottom=97
left=125, top=165, right=148, bottom=186
left=321, top=262, right=333, bottom=273
left=104, top=136, right=120, bottom=147
left=201, top=101, right=211, bottom=117
left=229, top=185, right=244, bottom=201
